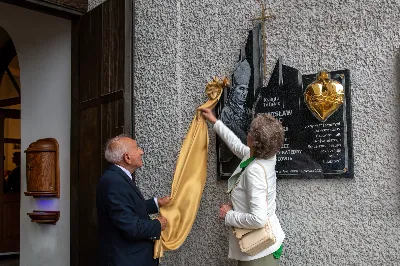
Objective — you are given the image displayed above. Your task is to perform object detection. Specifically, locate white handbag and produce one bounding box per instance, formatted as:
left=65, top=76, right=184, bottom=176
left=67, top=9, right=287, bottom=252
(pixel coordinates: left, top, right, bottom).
left=232, top=161, right=276, bottom=256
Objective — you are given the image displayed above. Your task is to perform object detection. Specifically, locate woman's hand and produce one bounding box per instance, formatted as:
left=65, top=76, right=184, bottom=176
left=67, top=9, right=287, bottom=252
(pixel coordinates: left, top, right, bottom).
left=219, top=204, right=232, bottom=220
left=198, top=107, right=217, bottom=124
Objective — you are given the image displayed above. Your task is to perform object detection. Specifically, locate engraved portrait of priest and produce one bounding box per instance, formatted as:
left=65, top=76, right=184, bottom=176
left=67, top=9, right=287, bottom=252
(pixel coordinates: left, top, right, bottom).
left=220, top=59, right=252, bottom=144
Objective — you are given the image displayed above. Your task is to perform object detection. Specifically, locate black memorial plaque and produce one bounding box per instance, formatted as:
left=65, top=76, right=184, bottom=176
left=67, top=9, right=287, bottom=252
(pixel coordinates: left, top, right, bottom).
left=215, top=27, right=353, bottom=180
left=253, top=59, right=353, bottom=179
left=216, top=59, right=353, bottom=179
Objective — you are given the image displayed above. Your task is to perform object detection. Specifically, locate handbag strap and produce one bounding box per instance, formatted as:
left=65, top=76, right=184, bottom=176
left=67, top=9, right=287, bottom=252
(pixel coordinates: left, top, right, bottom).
left=254, top=161, right=269, bottom=215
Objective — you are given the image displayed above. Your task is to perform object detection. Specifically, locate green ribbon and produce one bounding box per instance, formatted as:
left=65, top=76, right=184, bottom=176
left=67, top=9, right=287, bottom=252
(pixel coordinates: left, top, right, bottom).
left=239, top=156, right=255, bottom=170
left=227, top=157, right=255, bottom=193
left=273, top=244, right=283, bottom=259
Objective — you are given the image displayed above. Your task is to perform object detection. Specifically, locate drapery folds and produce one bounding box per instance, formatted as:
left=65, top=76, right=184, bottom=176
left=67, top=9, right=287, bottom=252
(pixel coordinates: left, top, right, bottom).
left=153, top=77, right=228, bottom=258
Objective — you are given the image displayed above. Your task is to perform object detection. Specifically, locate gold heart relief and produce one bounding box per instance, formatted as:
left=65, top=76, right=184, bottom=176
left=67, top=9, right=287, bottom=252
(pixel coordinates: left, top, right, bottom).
left=304, top=71, right=345, bottom=122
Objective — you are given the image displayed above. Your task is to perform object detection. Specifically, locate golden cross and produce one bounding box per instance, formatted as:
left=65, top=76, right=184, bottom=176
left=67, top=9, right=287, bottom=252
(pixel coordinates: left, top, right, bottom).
left=251, top=1, right=275, bottom=82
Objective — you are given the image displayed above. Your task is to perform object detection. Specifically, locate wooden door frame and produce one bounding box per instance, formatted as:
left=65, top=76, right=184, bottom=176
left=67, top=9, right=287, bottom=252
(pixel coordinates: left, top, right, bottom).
left=70, top=1, right=134, bottom=265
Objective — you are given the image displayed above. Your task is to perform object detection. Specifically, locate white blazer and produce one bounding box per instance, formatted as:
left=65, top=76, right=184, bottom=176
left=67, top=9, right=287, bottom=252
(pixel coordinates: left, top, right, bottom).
left=214, top=120, right=285, bottom=261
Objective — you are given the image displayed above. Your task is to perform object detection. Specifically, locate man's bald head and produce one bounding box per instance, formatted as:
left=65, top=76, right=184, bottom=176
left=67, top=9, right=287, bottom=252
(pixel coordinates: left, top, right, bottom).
left=105, top=135, right=131, bottom=164
left=104, top=135, right=144, bottom=171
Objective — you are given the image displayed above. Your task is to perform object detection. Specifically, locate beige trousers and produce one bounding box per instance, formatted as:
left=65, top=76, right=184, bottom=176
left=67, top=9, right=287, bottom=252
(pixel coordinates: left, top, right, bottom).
left=238, top=254, right=280, bottom=266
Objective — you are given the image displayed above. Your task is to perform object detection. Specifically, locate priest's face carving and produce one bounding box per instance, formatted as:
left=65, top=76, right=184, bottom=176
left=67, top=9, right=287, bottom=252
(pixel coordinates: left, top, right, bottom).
left=231, top=84, right=248, bottom=105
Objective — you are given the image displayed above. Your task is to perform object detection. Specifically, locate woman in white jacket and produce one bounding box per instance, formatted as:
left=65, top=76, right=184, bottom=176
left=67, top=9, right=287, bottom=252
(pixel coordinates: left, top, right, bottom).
left=200, top=108, right=285, bottom=266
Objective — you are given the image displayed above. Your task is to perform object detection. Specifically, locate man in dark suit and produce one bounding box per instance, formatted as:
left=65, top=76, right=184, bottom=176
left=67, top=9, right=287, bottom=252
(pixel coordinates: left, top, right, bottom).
left=4, top=151, right=21, bottom=194
left=96, top=135, right=169, bottom=266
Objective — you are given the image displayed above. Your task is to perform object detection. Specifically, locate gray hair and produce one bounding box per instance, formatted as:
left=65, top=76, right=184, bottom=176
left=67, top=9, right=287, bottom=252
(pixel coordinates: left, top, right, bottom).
left=248, top=114, right=284, bottom=159
left=104, top=134, right=130, bottom=164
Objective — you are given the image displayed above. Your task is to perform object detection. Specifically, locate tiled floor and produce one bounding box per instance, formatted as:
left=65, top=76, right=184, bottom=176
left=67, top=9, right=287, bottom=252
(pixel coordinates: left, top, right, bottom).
left=0, top=255, right=19, bottom=266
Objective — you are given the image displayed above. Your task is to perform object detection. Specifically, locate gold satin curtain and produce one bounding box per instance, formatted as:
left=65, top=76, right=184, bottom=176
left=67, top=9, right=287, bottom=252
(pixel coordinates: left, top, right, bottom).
left=154, top=78, right=227, bottom=258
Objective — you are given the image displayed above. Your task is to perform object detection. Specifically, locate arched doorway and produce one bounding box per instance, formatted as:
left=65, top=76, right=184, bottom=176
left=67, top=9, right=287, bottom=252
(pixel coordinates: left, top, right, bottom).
left=0, top=26, right=21, bottom=260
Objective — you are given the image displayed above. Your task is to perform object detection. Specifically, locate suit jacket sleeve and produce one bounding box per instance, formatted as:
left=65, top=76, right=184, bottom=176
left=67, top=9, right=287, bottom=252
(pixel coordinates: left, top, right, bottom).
left=213, top=120, right=250, bottom=159
left=145, top=198, right=159, bottom=215
left=105, top=180, right=161, bottom=240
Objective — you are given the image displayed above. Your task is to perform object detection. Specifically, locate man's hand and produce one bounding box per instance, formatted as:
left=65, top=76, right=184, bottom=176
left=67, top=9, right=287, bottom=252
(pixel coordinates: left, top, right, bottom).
left=219, top=204, right=232, bottom=220
left=198, top=107, right=217, bottom=124
left=157, top=196, right=170, bottom=208
left=156, top=216, right=167, bottom=231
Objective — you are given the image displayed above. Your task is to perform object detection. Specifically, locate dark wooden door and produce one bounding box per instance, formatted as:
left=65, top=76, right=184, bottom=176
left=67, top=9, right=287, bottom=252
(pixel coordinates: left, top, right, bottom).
left=70, top=1, right=134, bottom=265
left=0, top=112, right=21, bottom=254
